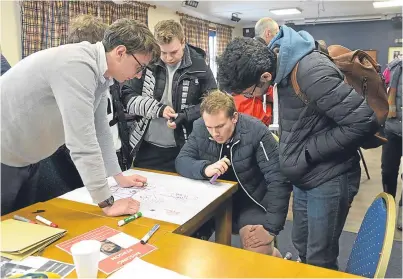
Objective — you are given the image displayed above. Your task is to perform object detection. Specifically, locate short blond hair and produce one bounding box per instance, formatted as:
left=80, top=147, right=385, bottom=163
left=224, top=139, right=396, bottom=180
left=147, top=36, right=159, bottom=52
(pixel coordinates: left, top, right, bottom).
left=201, top=90, right=237, bottom=118
left=67, top=14, right=108, bottom=44
left=154, top=20, right=185, bottom=44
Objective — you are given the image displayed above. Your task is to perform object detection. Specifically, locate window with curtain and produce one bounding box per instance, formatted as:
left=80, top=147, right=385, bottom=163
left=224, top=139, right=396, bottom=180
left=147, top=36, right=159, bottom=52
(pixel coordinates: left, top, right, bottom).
left=179, top=14, right=210, bottom=60
left=208, top=30, right=217, bottom=78
left=20, top=0, right=150, bottom=58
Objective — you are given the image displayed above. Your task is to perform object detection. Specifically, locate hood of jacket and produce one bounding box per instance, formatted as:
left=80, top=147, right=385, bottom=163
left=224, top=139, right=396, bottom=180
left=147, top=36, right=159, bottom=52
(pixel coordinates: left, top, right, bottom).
left=388, top=57, right=402, bottom=70
left=268, top=25, right=315, bottom=84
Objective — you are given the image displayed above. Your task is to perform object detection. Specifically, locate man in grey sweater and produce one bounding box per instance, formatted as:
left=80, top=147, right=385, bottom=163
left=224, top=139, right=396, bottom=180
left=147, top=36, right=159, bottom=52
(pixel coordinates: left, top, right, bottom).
left=0, top=19, right=160, bottom=216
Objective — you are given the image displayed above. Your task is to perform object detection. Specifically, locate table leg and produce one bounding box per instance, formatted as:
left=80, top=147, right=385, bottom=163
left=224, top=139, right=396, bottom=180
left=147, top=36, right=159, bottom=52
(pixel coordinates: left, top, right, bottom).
left=214, top=197, right=232, bottom=245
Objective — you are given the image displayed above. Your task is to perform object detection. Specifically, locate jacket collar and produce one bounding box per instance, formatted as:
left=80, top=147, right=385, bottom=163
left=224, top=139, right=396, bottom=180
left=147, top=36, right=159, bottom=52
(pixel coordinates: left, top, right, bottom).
left=232, top=115, right=243, bottom=143
left=254, top=36, right=267, bottom=45
left=96, top=42, right=114, bottom=86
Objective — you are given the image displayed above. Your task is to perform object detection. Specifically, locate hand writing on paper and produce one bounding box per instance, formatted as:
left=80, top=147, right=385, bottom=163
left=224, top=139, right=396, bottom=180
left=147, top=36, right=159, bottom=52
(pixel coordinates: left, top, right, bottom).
left=102, top=198, right=140, bottom=216
left=114, top=173, right=147, bottom=188
left=242, top=225, right=274, bottom=248
left=204, top=157, right=231, bottom=178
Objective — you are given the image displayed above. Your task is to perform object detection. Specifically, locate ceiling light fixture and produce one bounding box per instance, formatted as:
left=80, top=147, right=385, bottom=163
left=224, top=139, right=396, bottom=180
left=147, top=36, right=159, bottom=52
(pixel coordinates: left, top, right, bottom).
left=269, top=8, right=302, bottom=15
left=231, top=13, right=241, bottom=22
left=373, top=1, right=403, bottom=8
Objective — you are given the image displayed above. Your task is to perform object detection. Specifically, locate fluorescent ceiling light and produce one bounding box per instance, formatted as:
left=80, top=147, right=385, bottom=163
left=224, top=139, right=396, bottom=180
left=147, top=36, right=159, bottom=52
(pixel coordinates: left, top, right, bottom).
left=373, top=1, right=403, bottom=8
left=270, top=8, right=302, bottom=15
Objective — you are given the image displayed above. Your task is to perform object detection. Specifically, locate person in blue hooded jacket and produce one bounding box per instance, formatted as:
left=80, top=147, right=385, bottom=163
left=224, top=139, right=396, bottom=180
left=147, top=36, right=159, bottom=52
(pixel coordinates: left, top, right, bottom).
left=216, top=26, right=378, bottom=270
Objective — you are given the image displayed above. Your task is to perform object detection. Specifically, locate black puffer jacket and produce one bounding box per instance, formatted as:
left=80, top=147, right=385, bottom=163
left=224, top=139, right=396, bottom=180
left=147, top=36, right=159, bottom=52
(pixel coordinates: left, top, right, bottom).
left=121, top=44, right=217, bottom=160
left=175, top=114, right=292, bottom=235
left=278, top=51, right=378, bottom=189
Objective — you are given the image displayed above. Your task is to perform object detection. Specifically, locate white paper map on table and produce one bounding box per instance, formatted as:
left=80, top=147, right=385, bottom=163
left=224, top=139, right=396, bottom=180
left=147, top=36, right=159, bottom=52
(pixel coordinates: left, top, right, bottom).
left=109, top=258, right=191, bottom=279
left=60, top=169, right=235, bottom=225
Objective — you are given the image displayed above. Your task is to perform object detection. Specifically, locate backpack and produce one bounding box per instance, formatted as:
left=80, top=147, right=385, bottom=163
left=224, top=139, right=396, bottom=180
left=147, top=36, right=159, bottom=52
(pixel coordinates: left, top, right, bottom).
left=291, top=44, right=389, bottom=149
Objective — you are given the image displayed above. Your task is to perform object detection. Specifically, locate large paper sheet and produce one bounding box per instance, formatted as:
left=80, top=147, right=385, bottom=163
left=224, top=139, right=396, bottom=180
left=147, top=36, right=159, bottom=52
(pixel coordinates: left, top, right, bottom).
left=109, top=258, right=190, bottom=279
left=60, top=169, right=234, bottom=225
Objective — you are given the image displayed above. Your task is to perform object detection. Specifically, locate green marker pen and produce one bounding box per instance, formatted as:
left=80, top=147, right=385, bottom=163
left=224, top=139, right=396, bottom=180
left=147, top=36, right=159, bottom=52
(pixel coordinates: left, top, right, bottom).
left=118, top=212, right=143, bottom=227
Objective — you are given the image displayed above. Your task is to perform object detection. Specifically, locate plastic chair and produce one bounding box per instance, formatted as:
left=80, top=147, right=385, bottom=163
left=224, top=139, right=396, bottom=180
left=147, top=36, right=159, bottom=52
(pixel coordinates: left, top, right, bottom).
left=345, top=192, right=396, bottom=278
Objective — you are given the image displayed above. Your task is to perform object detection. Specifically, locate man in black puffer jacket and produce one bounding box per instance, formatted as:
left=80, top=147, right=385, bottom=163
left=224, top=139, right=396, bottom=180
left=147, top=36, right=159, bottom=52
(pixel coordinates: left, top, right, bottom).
left=121, top=20, right=216, bottom=172
left=217, top=27, right=378, bottom=270
left=176, top=91, right=292, bottom=257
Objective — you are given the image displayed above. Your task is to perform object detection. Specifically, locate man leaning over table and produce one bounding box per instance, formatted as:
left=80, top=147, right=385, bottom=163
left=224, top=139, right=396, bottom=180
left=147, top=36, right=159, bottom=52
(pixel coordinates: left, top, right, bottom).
left=175, top=91, right=292, bottom=256
left=0, top=19, right=160, bottom=216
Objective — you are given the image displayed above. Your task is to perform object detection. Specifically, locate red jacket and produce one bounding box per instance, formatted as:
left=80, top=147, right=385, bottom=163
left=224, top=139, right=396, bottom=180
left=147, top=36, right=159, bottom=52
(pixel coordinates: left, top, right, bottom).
left=233, top=86, right=273, bottom=126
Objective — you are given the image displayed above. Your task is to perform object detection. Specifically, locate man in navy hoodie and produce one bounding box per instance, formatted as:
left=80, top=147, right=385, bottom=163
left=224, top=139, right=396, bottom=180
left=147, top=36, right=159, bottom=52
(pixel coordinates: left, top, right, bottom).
left=217, top=26, right=378, bottom=269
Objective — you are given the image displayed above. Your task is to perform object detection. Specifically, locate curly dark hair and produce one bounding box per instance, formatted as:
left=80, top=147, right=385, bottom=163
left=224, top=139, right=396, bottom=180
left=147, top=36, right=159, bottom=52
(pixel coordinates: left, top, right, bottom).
left=217, top=37, right=277, bottom=94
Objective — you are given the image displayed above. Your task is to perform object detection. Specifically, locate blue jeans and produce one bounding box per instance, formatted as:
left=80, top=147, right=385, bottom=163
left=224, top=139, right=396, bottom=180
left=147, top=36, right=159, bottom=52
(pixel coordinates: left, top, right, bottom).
left=292, top=166, right=361, bottom=270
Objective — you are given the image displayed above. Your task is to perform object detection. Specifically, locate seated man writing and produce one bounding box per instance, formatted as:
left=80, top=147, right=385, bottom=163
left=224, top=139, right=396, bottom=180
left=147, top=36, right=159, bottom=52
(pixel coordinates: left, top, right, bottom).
left=175, top=91, right=292, bottom=256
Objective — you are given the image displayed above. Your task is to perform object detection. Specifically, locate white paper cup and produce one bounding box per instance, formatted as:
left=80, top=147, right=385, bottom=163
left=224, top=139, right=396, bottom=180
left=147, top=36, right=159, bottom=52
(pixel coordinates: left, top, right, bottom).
left=71, top=240, right=101, bottom=278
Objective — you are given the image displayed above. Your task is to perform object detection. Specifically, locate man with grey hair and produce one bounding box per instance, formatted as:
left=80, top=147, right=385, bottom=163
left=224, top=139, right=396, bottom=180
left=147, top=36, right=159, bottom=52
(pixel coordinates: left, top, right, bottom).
left=1, top=18, right=160, bottom=216
left=254, top=17, right=279, bottom=45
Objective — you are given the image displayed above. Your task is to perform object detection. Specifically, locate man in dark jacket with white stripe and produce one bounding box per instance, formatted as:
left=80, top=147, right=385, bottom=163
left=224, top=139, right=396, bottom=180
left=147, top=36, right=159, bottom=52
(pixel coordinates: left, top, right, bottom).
left=121, top=20, right=216, bottom=172
left=217, top=28, right=378, bottom=269
left=176, top=91, right=292, bottom=257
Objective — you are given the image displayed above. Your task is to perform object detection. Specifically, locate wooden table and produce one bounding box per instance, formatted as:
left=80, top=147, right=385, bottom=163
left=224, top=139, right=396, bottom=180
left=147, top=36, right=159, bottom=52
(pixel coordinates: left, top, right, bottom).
left=1, top=202, right=361, bottom=278
left=1, top=202, right=169, bottom=278
left=48, top=168, right=238, bottom=245
left=145, top=232, right=361, bottom=278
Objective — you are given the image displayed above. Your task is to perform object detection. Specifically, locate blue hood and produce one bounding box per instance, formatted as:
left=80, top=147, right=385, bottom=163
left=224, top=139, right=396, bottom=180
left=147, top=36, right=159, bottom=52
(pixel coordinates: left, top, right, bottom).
left=268, top=25, right=315, bottom=84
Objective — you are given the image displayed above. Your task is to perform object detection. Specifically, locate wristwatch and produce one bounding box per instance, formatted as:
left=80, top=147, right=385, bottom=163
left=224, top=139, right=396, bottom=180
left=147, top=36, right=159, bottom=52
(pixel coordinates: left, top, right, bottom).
left=98, top=196, right=114, bottom=208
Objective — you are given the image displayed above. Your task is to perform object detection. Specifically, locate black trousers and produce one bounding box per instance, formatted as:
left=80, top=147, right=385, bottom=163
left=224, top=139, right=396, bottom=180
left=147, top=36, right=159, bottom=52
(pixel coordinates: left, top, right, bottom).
left=381, top=131, right=402, bottom=206
left=49, top=145, right=84, bottom=190
left=134, top=141, right=180, bottom=173
left=1, top=163, right=40, bottom=215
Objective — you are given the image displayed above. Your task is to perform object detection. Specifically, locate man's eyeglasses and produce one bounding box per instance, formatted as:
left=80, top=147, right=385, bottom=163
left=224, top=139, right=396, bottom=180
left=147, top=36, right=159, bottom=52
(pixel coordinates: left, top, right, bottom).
left=131, top=54, right=147, bottom=74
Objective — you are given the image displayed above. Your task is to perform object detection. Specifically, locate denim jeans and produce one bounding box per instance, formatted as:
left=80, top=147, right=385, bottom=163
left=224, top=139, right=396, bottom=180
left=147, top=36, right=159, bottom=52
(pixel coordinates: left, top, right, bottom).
left=381, top=131, right=402, bottom=204
left=292, top=166, right=361, bottom=270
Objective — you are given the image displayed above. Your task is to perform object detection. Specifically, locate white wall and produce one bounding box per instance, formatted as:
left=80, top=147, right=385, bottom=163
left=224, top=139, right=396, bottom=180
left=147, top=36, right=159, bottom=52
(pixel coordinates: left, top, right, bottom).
left=148, top=5, right=180, bottom=34
left=232, top=25, right=243, bottom=39
left=1, top=0, right=22, bottom=66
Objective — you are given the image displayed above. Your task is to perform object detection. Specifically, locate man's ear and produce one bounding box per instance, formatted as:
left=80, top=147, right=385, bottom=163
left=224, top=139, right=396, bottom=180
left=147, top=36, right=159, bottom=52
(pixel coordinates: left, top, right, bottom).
left=265, top=29, right=271, bottom=41
left=260, top=72, right=272, bottom=83
left=115, top=45, right=127, bottom=60
left=232, top=112, right=239, bottom=124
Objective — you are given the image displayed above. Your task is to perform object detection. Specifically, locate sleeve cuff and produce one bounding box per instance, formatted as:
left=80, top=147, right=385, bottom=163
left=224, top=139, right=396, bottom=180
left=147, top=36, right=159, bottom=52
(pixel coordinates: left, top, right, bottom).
left=174, top=113, right=187, bottom=126
left=158, top=104, right=167, bottom=118
left=88, top=182, right=112, bottom=204
left=263, top=224, right=279, bottom=236
left=201, top=163, right=210, bottom=179
left=105, top=159, right=122, bottom=178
